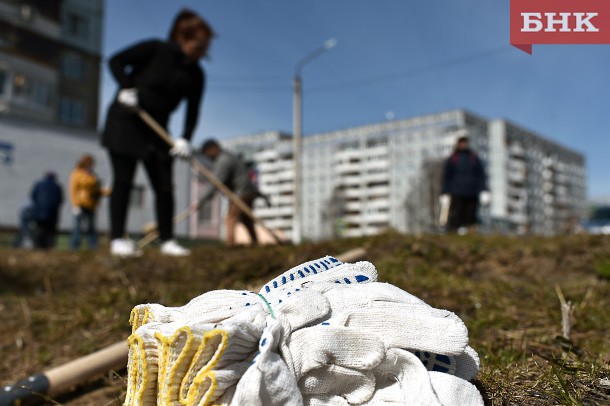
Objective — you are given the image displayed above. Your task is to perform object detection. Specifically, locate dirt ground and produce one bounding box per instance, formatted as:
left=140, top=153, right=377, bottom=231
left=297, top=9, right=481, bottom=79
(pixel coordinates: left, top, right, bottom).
left=1, top=232, right=609, bottom=405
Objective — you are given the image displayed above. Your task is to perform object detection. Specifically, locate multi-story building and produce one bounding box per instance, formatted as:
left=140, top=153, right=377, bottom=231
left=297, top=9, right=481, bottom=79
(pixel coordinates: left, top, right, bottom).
left=488, top=119, right=587, bottom=235
left=0, top=0, right=191, bottom=238
left=0, top=0, right=102, bottom=128
left=193, top=109, right=586, bottom=241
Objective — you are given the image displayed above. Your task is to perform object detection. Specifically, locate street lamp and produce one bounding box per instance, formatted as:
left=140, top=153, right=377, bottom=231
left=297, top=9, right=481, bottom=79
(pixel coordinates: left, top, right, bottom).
left=292, top=38, right=337, bottom=244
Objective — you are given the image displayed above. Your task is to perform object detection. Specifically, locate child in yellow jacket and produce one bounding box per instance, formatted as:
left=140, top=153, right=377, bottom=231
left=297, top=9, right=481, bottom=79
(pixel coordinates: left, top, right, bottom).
left=69, top=154, right=110, bottom=250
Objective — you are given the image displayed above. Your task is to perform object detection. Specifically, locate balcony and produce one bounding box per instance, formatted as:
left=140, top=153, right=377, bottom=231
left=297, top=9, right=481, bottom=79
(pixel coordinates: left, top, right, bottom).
left=271, top=195, right=294, bottom=205
left=508, top=143, right=525, bottom=158
left=365, top=146, right=389, bottom=158
left=363, top=225, right=387, bottom=235
left=507, top=159, right=526, bottom=173
left=254, top=149, right=279, bottom=161
left=344, top=213, right=365, bottom=223
left=338, top=176, right=362, bottom=187
left=507, top=199, right=527, bottom=212
left=343, top=188, right=364, bottom=198
left=508, top=213, right=527, bottom=224
left=507, top=171, right=526, bottom=184
left=365, top=199, right=390, bottom=210
left=258, top=161, right=279, bottom=173
left=507, top=185, right=527, bottom=199
left=335, top=162, right=362, bottom=175
left=264, top=218, right=293, bottom=229
left=364, top=160, right=389, bottom=171
left=368, top=185, right=390, bottom=197
left=255, top=206, right=293, bottom=217
left=334, top=149, right=363, bottom=162
left=363, top=172, right=389, bottom=184
left=275, top=170, right=295, bottom=182
left=344, top=201, right=363, bottom=211
left=364, top=212, right=390, bottom=223
left=343, top=228, right=365, bottom=238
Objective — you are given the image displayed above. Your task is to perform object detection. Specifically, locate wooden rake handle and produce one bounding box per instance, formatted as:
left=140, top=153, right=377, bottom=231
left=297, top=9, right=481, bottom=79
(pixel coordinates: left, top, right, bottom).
left=136, top=108, right=286, bottom=246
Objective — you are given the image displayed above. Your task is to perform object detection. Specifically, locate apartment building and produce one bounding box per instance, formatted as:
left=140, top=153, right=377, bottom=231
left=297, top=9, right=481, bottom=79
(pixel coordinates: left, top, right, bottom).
left=0, top=0, right=103, bottom=128
left=488, top=119, right=587, bottom=235
left=194, top=109, right=586, bottom=241
left=0, top=0, right=191, bottom=236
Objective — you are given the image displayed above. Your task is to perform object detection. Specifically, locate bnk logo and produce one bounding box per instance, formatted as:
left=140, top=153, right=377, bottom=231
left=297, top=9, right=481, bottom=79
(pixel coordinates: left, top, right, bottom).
left=510, top=0, right=610, bottom=54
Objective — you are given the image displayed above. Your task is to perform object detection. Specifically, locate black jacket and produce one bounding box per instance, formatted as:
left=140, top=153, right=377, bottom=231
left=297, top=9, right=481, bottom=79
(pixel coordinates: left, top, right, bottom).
left=31, top=175, right=63, bottom=222
left=441, top=149, right=487, bottom=197
left=102, top=40, right=205, bottom=157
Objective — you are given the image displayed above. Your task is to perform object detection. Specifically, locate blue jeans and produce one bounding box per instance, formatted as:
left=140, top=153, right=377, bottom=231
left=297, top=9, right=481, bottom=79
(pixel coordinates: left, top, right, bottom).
left=70, top=208, right=98, bottom=250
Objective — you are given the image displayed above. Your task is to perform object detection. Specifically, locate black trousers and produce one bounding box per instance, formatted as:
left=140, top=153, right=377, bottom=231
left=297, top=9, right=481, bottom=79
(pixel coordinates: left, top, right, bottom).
left=34, top=218, right=58, bottom=249
left=448, top=195, right=479, bottom=231
left=109, top=150, right=174, bottom=241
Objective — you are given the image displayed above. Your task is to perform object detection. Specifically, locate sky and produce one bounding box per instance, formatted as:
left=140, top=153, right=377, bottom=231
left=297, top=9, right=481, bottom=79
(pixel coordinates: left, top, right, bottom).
left=100, top=0, right=610, bottom=199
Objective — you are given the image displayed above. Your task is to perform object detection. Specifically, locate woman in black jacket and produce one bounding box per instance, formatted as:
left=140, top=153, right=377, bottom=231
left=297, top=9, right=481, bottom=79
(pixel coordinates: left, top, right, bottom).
left=102, top=9, right=214, bottom=257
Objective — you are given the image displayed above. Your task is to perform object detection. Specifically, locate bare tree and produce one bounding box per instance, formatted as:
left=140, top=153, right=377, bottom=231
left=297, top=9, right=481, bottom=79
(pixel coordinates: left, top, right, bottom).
left=404, top=158, right=445, bottom=233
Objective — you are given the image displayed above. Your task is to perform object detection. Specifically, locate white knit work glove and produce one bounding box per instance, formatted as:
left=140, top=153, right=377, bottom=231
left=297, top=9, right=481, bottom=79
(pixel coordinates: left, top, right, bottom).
left=429, top=371, right=485, bottom=406
left=258, top=255, right=343, bottom=297
left=310, top=282, right=468, bottom=353
left=230, top=317, right=302, bottom=405
left=275, top=289, right=386, bottom=404
left=170, top=138, right=192, bottom=159
left=363, top=348, right=479, bottom=406
left=440, top=193, right=451, bottom=206
left=129, top=285, right=327, bottom=405
left=232, top=288, right=386, bottom=405
left=308, top=281, right=480, bottom=381
left=302, top=349, right=484, bottom=406
left=117, top=88, right=138, bottom=108
left=303, top=348, right=444, bottom=406
left=125, top=321, right=177, bottom=406
left=288, top=292, right=468, bottom=404
left=414, top=344, right=480, bottom=381
left=230, top=288, right=333, bottom=405
left=129, top=289, right=264, bottom=333
left=154, top=307, right=266, bottom=406
left=263, top=260, right=379, bottom=305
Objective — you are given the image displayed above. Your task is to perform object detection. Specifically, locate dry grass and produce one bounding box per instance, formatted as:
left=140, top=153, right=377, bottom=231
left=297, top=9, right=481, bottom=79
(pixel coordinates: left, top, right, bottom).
left=1, top=232, right=609, bottom=405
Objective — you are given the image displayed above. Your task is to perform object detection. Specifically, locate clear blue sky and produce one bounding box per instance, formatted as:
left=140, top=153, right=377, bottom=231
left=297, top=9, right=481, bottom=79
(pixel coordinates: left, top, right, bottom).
left=100, top=0, right=610, bottom=199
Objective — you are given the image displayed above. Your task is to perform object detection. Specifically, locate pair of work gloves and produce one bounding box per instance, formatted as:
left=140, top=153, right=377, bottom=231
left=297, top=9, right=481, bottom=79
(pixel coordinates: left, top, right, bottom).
left=117, top=88, right=191, bottom=159
left=125, top=256, right=484, bottom=405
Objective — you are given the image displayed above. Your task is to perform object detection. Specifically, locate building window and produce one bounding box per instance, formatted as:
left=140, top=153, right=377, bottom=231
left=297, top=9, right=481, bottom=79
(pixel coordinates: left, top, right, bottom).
left=65, top=12, right=89, bottom=38
left=59, top=97, right=86, bottom=125
left=32, top=81, right=50, bottom=106
left=61, top=53, right=85, bottom=80
left=12, top=74, right=52, bottom=108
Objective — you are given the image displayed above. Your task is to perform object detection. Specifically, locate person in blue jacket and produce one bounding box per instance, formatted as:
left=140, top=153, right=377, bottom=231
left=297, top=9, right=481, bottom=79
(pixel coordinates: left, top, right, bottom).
left=440, top=136, right=489, bottom=233
left=30, top=172, right=64, bottom=249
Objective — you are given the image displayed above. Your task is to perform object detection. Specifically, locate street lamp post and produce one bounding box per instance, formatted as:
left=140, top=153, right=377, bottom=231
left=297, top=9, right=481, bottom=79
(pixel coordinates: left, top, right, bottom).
left=292, top=38, right=337, bottom=244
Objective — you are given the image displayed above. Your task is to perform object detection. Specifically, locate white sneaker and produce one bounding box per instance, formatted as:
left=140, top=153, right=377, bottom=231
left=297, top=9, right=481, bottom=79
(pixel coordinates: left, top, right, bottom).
left=160, top=239, right=191, bottom=257
left=110, top=238, right=142, bottom=257
left=457, top=227, right=469, bottom=236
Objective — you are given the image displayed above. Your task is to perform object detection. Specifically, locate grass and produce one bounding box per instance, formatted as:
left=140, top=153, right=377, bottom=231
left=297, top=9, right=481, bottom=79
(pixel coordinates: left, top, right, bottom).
left=0, top=232, right=609, bottom=405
